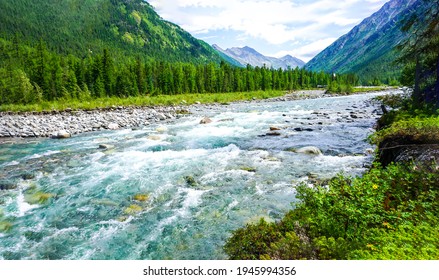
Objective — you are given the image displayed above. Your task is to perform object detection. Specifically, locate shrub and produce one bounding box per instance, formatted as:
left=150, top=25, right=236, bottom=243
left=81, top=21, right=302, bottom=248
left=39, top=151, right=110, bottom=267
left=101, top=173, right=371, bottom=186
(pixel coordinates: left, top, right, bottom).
left=224, top=163, right=439, bottom=259
left=224, top=218, right=282, bottom=260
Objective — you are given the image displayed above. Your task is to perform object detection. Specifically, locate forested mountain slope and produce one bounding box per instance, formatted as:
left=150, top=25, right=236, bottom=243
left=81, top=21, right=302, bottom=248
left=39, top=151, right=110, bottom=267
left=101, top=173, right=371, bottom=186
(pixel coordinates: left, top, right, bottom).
left=0, top=0, right=222, bottom=63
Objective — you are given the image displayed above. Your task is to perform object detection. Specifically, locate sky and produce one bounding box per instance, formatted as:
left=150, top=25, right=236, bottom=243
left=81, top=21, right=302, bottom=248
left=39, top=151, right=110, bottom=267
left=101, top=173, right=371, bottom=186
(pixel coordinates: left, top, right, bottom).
left=148, top=0, right=389, bottom=62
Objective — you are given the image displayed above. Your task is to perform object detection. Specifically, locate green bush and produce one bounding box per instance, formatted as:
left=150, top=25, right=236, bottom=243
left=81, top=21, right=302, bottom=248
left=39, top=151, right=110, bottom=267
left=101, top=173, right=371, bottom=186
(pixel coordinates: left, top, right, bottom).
left=372, top=116, right=439, bottom=144
left=224, top=218, right=282, bottom=260
left=224, top=163, right=439, bottom=259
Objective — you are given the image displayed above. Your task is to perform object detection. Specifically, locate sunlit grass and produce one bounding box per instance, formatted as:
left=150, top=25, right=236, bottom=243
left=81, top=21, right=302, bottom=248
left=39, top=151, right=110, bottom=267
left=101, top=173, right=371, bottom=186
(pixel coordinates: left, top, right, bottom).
left=0, top=90, right=288, bottom=112
left=353, top=86, right=397, bottom=93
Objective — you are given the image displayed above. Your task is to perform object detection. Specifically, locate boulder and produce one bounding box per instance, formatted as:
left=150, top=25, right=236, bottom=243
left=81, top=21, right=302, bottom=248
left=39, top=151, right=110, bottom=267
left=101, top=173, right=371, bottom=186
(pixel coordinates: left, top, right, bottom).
left=51, top=130, right=71, bottom=139
left=98, top=144, right=115, bottom=150
left=0, top=180, right=17, bottom=190
left=184, top=176, right=197, bottom=187
left=157, top=113, right=167, bottom=121
left=295, top=146, right=322, bottom=155
left=147, top=135, right=161, bottom=141
left=200, top=117, right=212, bottom=124
left=107, top=123, right=119, bottom=130
left=21, top=173, right=36, bottom=180
left=156, top=126, right=168, bottom=133
left=266, top=131, right=281, bottom=136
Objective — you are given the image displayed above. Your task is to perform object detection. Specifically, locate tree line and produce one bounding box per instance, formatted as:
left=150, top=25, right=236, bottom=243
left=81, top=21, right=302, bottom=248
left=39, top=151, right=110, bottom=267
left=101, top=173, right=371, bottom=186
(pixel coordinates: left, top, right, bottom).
left=0, top=37, right=359, bottom=105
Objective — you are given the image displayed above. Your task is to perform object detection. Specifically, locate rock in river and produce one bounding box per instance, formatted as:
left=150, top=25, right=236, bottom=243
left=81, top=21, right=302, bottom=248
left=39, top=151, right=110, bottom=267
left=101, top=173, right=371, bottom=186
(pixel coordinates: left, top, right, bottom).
left=51, top=130, right=71, bottom=139
left=295, top=146, right=322, bottom=155
left=99, top=144, right=115, bottom=150
left=107, top=123, right=119, bottom=130
left=200, top=117, right=212, bottom=124
left=0, top=180, right=17, bottom=190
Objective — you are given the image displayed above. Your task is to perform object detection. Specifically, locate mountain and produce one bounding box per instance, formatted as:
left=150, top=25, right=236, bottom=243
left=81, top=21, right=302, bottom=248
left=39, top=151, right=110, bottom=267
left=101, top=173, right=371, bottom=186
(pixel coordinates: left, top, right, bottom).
left=213, top=45, right=305, bottom=69
left=0, top=0, right=223, bottom=63
left=305, top=0, right=419, bottom=82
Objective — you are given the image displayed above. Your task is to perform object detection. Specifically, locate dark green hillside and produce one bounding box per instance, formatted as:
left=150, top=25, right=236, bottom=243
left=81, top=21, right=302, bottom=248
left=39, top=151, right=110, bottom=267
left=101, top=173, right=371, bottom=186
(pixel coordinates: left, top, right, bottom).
left=0, top=0, right=222, bottom=63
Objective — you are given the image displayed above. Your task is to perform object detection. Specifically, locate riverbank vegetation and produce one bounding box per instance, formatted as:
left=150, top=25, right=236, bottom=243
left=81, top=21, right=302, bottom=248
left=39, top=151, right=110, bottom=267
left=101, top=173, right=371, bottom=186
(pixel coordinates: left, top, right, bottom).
left=225, top=162, right=439, bottom=260
left=225, top=0, right=439, bottom=260
left=0, top=90, right=287, bottom=112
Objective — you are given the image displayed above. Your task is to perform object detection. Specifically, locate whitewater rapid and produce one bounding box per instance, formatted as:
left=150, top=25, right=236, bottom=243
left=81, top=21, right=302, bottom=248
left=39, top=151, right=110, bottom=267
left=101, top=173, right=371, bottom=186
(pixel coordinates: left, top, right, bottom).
left=0, top=90, right=394, bottom=259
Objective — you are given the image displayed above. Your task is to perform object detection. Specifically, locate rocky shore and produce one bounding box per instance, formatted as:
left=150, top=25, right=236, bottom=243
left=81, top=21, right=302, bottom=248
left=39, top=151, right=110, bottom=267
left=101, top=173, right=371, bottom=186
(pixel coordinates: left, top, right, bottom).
left=0, top=89, right=382, bottom=140
left=0, top=106, right=186, bottom=139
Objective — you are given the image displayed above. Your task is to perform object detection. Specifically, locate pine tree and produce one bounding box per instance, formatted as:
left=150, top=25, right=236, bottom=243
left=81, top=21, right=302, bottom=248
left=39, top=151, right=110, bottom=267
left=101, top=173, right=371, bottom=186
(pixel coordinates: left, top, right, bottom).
left=397, top=0, right=439, bottom=106
left=33, top=40, right=50, bottom=99
left=102, top=49, right=114, bottom=97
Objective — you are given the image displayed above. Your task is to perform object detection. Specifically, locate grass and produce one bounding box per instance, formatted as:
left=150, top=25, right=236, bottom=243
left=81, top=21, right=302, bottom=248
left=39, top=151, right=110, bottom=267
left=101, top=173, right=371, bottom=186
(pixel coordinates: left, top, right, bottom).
left=371, top=116, right=439, bottom=144
left=353, top=86, right=396, bottom=93
left=0, top=90, right=288, bottom=112
left=0, top=88, right=400, bottom=112
left=371, top=92, right=439, bottom=144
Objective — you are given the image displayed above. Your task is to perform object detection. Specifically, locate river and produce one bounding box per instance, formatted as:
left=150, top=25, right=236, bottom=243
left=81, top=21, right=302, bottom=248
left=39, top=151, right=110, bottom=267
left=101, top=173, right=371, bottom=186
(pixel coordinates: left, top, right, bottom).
left=0, top=90, right=396, bottom=259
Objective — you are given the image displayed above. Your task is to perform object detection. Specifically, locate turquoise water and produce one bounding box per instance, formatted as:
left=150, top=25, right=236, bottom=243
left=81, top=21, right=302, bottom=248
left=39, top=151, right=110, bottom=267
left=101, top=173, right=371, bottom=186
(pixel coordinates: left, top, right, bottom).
left=0, top=92, right=390, bottom=259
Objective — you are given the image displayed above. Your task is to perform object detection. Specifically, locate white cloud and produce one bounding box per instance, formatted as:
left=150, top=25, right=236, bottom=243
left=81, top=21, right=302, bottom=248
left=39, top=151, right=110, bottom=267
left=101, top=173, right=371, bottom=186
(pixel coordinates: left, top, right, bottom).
left=271, top=37, right=338, bottom=62
left=150, top=0, right=388, bottom=60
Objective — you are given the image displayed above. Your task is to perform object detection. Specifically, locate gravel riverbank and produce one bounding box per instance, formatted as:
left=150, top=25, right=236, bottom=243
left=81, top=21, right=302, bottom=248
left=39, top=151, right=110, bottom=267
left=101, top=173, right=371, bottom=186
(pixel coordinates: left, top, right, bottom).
left=0, top=90, right=330, bottom=140
left=0, top=89, right=378, bottom=140
left=0, top=106, right=185, bottom=139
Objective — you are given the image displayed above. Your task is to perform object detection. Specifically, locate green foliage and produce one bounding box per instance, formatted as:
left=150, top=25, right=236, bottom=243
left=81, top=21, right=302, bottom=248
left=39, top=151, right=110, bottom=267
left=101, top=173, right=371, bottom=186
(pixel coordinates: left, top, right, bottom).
left=351, top=222, right=439, bottom=259
left=0, top=0, right=223, bottom=64
left=374, top=92, right=408, bottom=109
left=325, top=74, right=360, bottom=94
left=0, top=37, right=353, bottom=109
left=122, top=32, right=135, bottom=45
left=396, top=0, right=439, bottom=107
left=224, top=163, right=439, bottom=259
left=224, top=218, right=283, bottom=260
left=372, top=115, right=439, bottom=144
left=0, top=90, right=279, bottom=112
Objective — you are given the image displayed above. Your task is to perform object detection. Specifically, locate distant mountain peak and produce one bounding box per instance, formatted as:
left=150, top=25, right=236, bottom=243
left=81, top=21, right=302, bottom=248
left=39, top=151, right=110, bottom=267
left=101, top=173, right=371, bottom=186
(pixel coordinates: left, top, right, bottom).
left=305, top=0, right=420, bottom=81
left=241, top=46, right=259, bottom=53
left=214, top=45, right=305, bottom=69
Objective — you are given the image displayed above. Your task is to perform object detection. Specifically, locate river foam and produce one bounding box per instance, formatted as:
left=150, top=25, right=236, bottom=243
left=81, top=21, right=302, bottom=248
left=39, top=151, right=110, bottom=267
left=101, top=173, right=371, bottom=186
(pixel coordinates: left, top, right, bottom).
left=0, top=90, right=399, bottom=259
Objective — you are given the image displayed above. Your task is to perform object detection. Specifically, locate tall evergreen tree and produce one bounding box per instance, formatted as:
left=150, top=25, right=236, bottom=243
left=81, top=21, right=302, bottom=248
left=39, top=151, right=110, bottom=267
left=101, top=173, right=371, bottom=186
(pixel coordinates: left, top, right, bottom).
left=397, top=0, right=439, bottom=107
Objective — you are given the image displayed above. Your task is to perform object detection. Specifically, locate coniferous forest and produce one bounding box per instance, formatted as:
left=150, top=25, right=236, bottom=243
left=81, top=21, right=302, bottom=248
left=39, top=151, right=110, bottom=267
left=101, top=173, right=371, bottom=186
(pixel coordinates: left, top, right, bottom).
left=0, top=37, right=359, bottom=106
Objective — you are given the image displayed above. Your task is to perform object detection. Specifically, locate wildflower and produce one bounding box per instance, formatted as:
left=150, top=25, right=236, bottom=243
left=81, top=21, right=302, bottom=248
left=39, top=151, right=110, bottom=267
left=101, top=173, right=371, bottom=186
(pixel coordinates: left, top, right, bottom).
left=382, top=222, right=391, bottom=229
left=372, top=184, right=378, bottom=190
